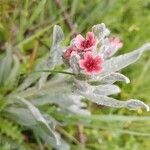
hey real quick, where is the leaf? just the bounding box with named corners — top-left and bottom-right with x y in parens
top-left (17, 97), bottom-right (60, 145)
top-left (16, 58), bottom-right (45, 91)
top-left (69, 55), bottom-right (80, 74)
top-left (31, 91), bottom-right (90, 115)
top-left (89, 73), bottom-right (130, 84)
top-left (6, 107), bottom-right (37, 126)
top-left (99, 38), bottom-right (121, 59)
top-left (0, 44), bottom-right (13, 85)
top-left (4, 55), bottom-right (20, 87)
top-left (52, 25), bottom-right (64, 47)
top-left (94, 84), bottom-right (121, 95)
top-left (6, 107), bottom-right (63, 149)
top-left (34, 127), bottom-right (70, 150)
top-left (126, 99), bottom-right (150, 111)
top-left (92, 23), bottom-right (110, 40)
top-left (76, 80), bottom-right (120, 96)
top-left (47, 25), bottom-right (64, 67)
top-left (78, 91), bottom-right (149, 111)
top-left (100, 73), bottom-right (130, 84)
top-left (38, 25), bottom-right (64, 88)
top-left (100, 43), bottom-right (150, 76)
top-left (68, 105), bottom-right (91, 116)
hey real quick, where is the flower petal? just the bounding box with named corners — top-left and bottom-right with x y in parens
top-left (74, 34), bottom-right (85, 49)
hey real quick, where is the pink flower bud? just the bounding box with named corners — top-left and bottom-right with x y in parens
top-left (63, 46), bottom-right (77, 60)
top-left (74, 32), bottom-right (97, 51)
top-left (109, 37), bottom-right (123, 49)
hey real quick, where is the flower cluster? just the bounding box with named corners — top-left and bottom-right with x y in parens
top-left (63, 29), bottom-right (123, 75)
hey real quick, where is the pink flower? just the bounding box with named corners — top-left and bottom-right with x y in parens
top-left (74, 32), bottom-right (97, 51)
top-left (79, 52), bottom-right (104, 75)
top-left (63, 46), bottom-right (77, 60)
top-left (109, 37), bottom-right (123, 49)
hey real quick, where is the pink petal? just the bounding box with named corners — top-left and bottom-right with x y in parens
top-left (86, 32), bottom-right (95, 41)
top-left (110, 37), bottom-right (123, 49)
top-left (84, 45), bottom-right (95, 51)
top-left (84, 52), bottom-right (93, 60)
top-left (93, 66), bottom-right (103, 74)
top-left (79, 59), bottom-right (86, 69)
top-left (74, 34), bottom-right (85, 49)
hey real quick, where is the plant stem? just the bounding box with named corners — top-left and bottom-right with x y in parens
top-left (34, 70), bottom-right (75, 76)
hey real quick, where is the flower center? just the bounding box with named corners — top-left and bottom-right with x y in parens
top-left (81, 40), bottom-right (92, 48)
top-left (85, 59), bottom-right (96, 70)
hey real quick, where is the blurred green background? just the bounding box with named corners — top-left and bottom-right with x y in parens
top-left (0, 0), bottom-right (150, 149)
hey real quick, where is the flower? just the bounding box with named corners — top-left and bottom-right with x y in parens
top-left (63, 46), bottom-right (77, 60)
top-left (109, 37), bottom-right (123, 49)
top-left (74, 32), bottom-right (97, 51)
top-left (79, 52), bottom-right (103, 75)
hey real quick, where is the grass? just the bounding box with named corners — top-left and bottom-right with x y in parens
top-left (0, 0), bottom-right (150, 149)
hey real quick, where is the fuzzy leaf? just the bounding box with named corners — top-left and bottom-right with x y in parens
top-left (4, 55), bottom-right (20, 87)
top-left (90, 73), bottom-right (130, 84)
top-left (92, 23), bottom-right (110, 40)
top-left (100, 43), bottom-right (150, 76)
top-left (17, 97), bottom-right (60, 145)
top-left (6, 107), bottom-right (37, 126)
top-left (94, 84), bottom-right (121, 95)
top-left (79, 91), bottom-right (150, 111)
top-left (100, 73), bottom-right (130, 84)
top-left (69, 55), bottom-right (80, 74)
top-left (34, 127), bottom-right (70, 150)
top-left (48, 25), bottom-right (64, 67)
top-left (38, 25), bottom-right (64, 88)
top-left (0, 44), bottom-right (13, 85)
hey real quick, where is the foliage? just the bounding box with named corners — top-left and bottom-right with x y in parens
top-left (0, 0), bottom-right (150, 150)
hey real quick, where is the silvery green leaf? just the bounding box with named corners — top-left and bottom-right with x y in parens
top-left (38, 25), bottom-right (64, 88)
top-left (0, 44), bottom-right (13, 85)
top-left (4, 55), bottom-right (20, 86)
top-left (34, 127), bottom-right (70, 150)
top-left (43, 113), bottom-right (60, 129)
top-left (125, 99), bottom-right (150, 111)
top-left (99, 38), bottom-right (120, 59)
top-left (52, 25), bottom-right (64, 46)
top-left (17, 25), bottom-right (64, 91)
top-left (79, 91), bottom-right (149, 111)
top-left (47, 25), bottom-right (64, 68)
top-left (100, 73), bottom-right (130, 84)
top-left (15, 58), bottom-right (45, 92)
top-left (92, 23), bottom-right (110, 40)
top-left (5, 107), bottom-right (37, 126)
top-left (100, 43), bottom-right (150, 76)
top-left (70, 95), bottom-right (86, 107)
top-left (94, 84), bottom-right (121, 95)
top-left (38, 72), bottom-right (49, 89)
top-left (90, 73), bottom-right (130, 84)
top-left (76, 79), bottom-right (120, 96)
top-left (69, 55), bottom-right (80, 74)
top-left (17, 53), bottom-right (53, 91)
top-left (75, 80), bottom-right (94, 93)
top-left (14, 73), bottom-right (40, 92)
top-left (17, 97), bottom-right (60, 145)
top-left (32, 93), bottom-right (89, 115)
top-left (18, 76), bottom-right (88, 115)
top-left (39, 83), bottom-right (89, 115)
top-left (68, 105), bottom-right (91, 116)
top-left (16, 77), bottom-right (72, 98)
